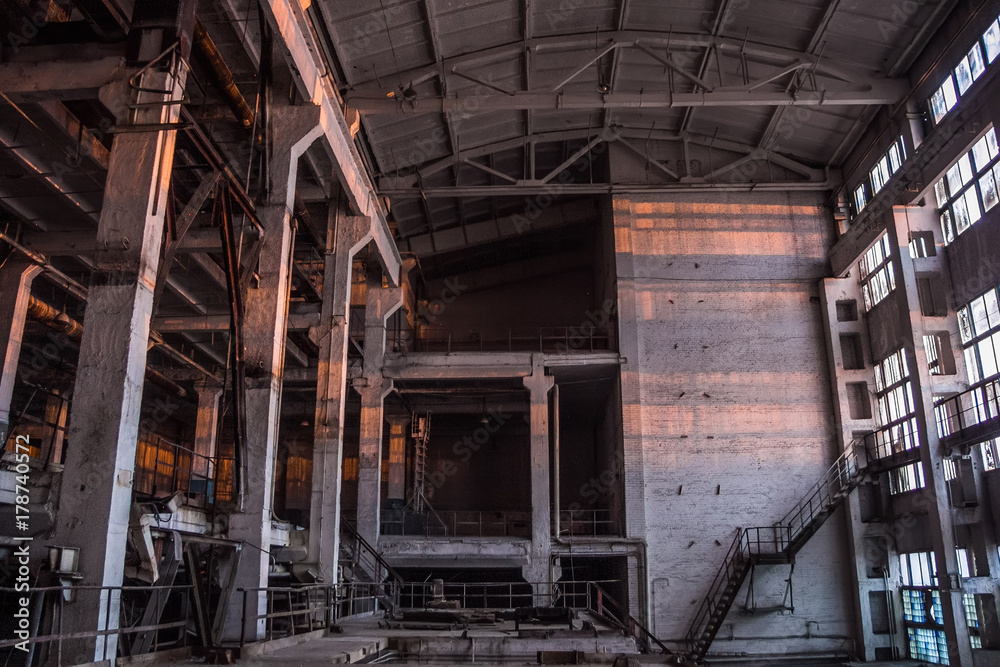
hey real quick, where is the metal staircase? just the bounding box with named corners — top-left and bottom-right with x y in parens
top-left (339, 520), bottom-right (402, 613)
top-left (686, 436), bottom-right (874, 660)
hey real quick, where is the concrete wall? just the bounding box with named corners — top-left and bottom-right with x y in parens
top-left (613, 192), bottom-right (857, 653)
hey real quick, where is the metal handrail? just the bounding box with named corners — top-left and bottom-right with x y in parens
top-left (238, 582), bottom-right (388, 647)
top-left (133, 431), bottom-right (235, 507)
top-left (392, 325), bottom-right (613, 353)
top-left (381, 509), bottom-right (531, 537)
top-left (556, 508), bottom-right (620, 537)
top-left (0, 584), bottom-right (193, 660)
top-left (587, 581), bottom-right (673, 654)
top-left (341, 521), bottom-right (403, 610)
top-left (935, 377), bottom-right (1000, 442)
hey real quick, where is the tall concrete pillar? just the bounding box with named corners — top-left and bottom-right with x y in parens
top-left (0, 255), bottom-right (42, 446)
top-left (522, 356), bottom-right (554, 589)
top-left (355, 277), bottom-right (403, 548)
top-left (893, 210), bottom-right (974, 666)
top-left (192, 381), bottom-right (222, 484)
top-left (308, 207), bottom-right (372, 583)
top-left (51, 63), bottom-right (187, 663)
top-left (222, 105), bottom-right (323, 642)
top-left (386, 415), bottom-right (409, 503)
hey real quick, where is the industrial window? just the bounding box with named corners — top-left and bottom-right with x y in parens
top-left (938, 127), bottom-right (1000, 243)
top-left (981, 437), bottom-right (1000, 470)
top-left (859, 232), bottom-right (896, 311)
top-left (870, 349), bottom-right (921, 462)
top-left (855, 184), bottom-right (868, 212)
top-left (957, 283), bottom-right (1000, 384)
top-left (964, 593), bottom-right (983, 648)
top-left (890, 462), bottom-right (926, 494)
top-left (924, 333), bottom-right (956, 375)
top-left (929, 13), bottom-right (1000, 125)
top-left (853, 137), bottom-right (906, 216)
top-left (901, 551), bottom-right (949, 664)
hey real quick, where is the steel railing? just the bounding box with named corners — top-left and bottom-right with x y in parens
top-left (133, 431), bottom-right (234, 507)
top-left (238, 582), bottom-right (386, 647)
top-left (340, 521), bottom-right (402, 611)
top-left (381, 509), bottom-right (531, 538)
top-left (863, 416), bottom-right (921, 462)
top-left (0, 584), bottom-right (193, 664)
top-left (390, 326), bottom-right (613, 354)
top-left (935, 378), bottom-right (1000, 445)
top-left (397, 579), bottom-right (609, 611)
top-left (556, 508), bottom-right (620, 537)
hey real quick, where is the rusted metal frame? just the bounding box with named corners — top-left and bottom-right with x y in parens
top-left (217, 182), bottom-right (248, 507)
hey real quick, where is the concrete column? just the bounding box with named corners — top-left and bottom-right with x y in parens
top-left (386, 415), bottom-right (409, 503)
top-left (308, 207), bottom-right (372, 583)
top-left (191, 381), bottom-right (222, 484)
top-left (222, 105), bottom-right (324, 642)
top-left (892, 212), bottom-right (973, 666)
top-left (51, 64), bottom-right (187, 664)
top-left (522, 356), bottom-right (554, 589)
top-left (355, 278), bottom-right (403, 548)
top-left (0, 255), bottom-right (42, 446)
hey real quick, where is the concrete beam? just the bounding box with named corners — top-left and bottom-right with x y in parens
top-left (261, 0), bottom-right (402, 285)
top-left (0, 256), bottom-right (43, 445)
top-left (0, 55), bottom-right (127, 102)
top-left (383, 352), bottom-right (536, 379)
top-left (152, 311), bottom-right (320, 332)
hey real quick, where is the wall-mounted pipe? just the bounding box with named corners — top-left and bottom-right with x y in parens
top-left (26, 296), bottom-right (188, 398)
top-left (193, 18), bottom-right (255, 130)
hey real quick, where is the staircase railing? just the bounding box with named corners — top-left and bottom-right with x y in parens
top-left (586, 581), bottom-right (673, 655)
top-left (687, 436), bottom-right (869, 659)
top-left (340, 521), bottom-right (402, 611)
top-left (776, 436), bottom-right (866, 549)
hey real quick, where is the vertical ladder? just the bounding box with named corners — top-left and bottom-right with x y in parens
top-left (410, 411), bottom-right (430, 513)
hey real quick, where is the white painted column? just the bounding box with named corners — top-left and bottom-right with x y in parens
top-left (51, 64), bottom-right (187, 664)
top-left (308, 208), bottom-right (371, 583)
top-left (522, 356), bottom-right (554, 590)
top-left (355, 278), bottom-right (403, 548)
top-left (0, 255), bottom-right (42, 446)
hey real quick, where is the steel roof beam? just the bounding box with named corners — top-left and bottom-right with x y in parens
top-left (349, 85), bottom-right (909, 115)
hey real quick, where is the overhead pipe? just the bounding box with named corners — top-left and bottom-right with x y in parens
top-left (2, 233), bottom-right (216, 388)
top-left (26, 296), bottom-right (188, 398)
top-left (192, 18), bottom-right (256, 130)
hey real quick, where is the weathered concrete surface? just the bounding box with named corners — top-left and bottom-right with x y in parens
top-left (356, 279), bottom-right (403, 546)
top-left (0, 255), bottom-right (41, 445)
top-left (614, 192), bottom-right (855, 654)
top-left (51, 66), bottom-right (186, 664)
top-left (379, 536), bottom-right (531, 568)
top-left (309, 209), bottom-right (372, 583)
top-left (522, 356), bottom-right (554, 584)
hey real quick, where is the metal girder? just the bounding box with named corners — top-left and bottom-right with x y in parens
top-left (344, 30), bottom-right (897, 98)
top-left (349, 85), bottom-right (908, 114)
top-left (381, 179), bottom-right (837, 198)
top-left (380, 126), bottom-right (828, 191)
